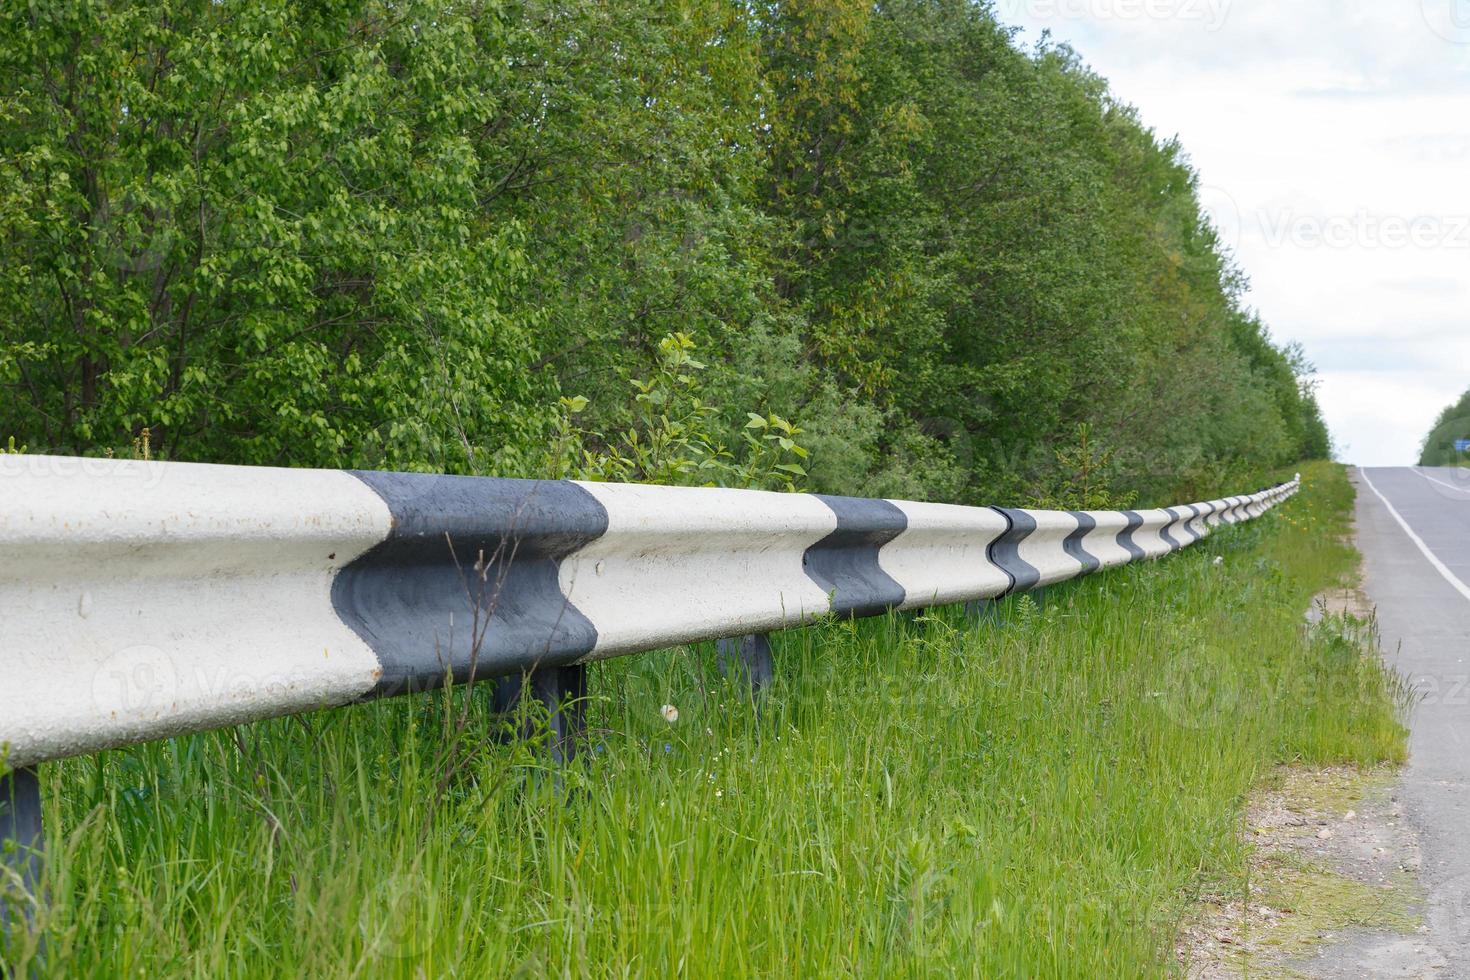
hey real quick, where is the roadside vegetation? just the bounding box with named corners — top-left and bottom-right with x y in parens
top-left (1, 462), bottom-right (1405, 976)
top-left (0, 2), bottom-right (1374, 974)
top-left (1419, 385), bottom-right (1470, 467)
top-left (1, 0), bottom-right (1328, 506)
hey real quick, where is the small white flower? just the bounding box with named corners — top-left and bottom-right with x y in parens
top-left (1213, 556), bottom-right (1224, 567)
top-left (715, 790), bottom-right (724, 799)
top-left (661, 704), bottom-right (679, 723)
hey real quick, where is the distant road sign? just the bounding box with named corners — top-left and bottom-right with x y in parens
top-left (1456, 439), bottom-right (1470, 453)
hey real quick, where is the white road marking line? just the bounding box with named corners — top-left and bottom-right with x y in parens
top-left (1360, 468), bottom-right (1470, 605)
top-left (1416, 468), bottom-right (1470, 495)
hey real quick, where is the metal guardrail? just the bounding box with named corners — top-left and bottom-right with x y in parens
top-left (0, 453), bottom-right (1298, 926)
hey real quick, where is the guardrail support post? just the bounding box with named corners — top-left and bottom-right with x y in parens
top-left (491, 666), bottom-right (588, 765)
top-left (964, 599), bottom-right (995, 620)
top-left (0, 766), bottom-right (42, 941)
top-left (716, 634), bottom-right (774, 699)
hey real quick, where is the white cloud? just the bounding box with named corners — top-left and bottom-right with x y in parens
top-left (1317, 370), bottom-right (1465, 465)
top-left (999, 0), bottom-right (1470, 466)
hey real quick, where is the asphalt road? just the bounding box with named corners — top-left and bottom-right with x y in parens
top-left (1356, 465), bottom-right (1470, 973)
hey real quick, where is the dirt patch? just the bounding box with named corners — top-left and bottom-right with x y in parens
top-left (1179, 579), bottom-right (1431, 977)
top-left (1306, 588), bottom-right (1376, 623)
top-left (1179, 766), bottom-right (1429, 978)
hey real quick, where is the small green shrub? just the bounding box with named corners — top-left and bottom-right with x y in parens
top-left (547, 333), bottom-right (809, 491)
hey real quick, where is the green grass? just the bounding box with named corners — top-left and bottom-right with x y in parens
top-left (2, 462), bottom-right (1406, 977)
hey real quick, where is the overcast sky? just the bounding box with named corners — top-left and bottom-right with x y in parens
top-left (996, 0), bottom-right (1470, 466)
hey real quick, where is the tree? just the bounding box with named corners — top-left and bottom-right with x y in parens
top-left (1420, 388), bottom-right (1470, 466)
top-left (0, 0), bottom-right (1331, 505)
top-left (0, 0), bottom-right (551, 473)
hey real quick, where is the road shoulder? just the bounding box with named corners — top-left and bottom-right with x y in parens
top-left (1180, 582), bottom-right (1428, 978)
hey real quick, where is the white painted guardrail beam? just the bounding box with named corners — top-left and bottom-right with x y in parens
top-left (0, 455), bottom-right (1299, 770)
top-left (0, 455), bottom-right (1298, 931)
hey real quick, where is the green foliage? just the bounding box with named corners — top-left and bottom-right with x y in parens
top-left (549, 334), bottom-right (808, 490)
top-left (752, 3), bottom-right (1331, 503)
top-left (1035, 424), bottom-right (1138, 511)
top-left (0, 0), bottom-right (1328, 504)
top-left (1419, 386), bottom-right (1470, 466)
top-left (0, 0), bottom-right (552, 475)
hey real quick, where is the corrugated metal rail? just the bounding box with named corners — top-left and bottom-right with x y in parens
top-left (0, 453), bottom-right (1298, 923)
